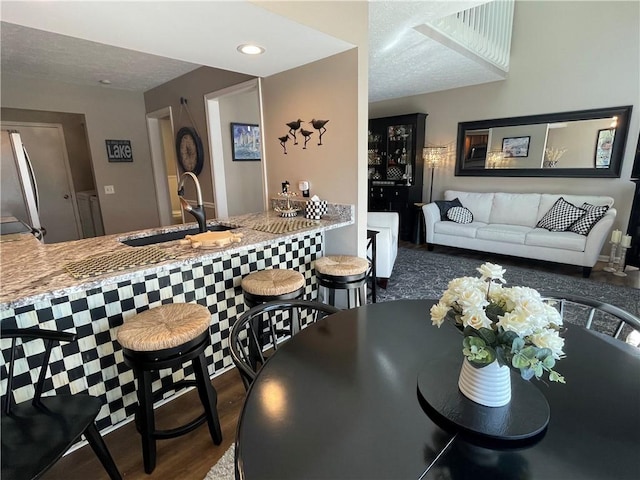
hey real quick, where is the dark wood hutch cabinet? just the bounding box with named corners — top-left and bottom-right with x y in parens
top-left (626, 133), bottom-right (640, 267)
top-left (368, 113), bottom-right (427, 241)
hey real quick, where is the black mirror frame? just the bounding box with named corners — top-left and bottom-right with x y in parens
top-left (455, 106), bottom-right (633, 178)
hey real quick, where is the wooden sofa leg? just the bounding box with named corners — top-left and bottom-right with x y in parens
top-left (427, 244), bottom-right (434, 252)
top-left (377, 278), bottom-right (389, 289)
top-left (582, 267), bottom-right (592, 278)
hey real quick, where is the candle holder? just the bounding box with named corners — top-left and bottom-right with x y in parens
top-left (603, 241), bottom-right (618, 272)
top-left (613, 245), bottom-right (628, 277)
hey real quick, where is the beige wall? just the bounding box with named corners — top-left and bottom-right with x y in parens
top-left (144, 66), bottom-right (255, 220)
top-left (370, 0), bottom-right (639, 236)
top-left (261, 49), bottom-right (360, 254)
top-left (1, 108), bottom-right (95, 193)
top-left (258, 1), bottom-right (368, 255)
top-left (219, 91), bottom-right (263, 216)
top-left (1, 74), bottom-right (160, 234)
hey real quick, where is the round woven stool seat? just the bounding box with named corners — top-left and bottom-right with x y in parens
top-left (241, 269), bottom-right (305, 297)
top-left (315, 255), bottom-right (369, 277)
top-left (117, 303), bottom-right (211, 352)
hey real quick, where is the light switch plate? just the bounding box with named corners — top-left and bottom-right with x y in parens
top-left (104, 185), bottom-right (115, 194)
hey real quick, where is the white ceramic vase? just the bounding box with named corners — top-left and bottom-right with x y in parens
top-left (458, 359), bottom-right (512, 407)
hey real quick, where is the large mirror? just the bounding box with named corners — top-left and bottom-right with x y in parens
top-left (456, 106), bottom-right (632, 177)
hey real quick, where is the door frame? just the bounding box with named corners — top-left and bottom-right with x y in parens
top-left (146, 106), bottom-right (179, 227)
top-left (0, 121), bottom-right (82, 241)
top-left (203, 78), bottom-right (266, 218)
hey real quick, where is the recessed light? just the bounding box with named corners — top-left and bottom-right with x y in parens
top-left (237, 44), bottom-right (265, 55)
top-left (99, 79), bottom-right (111, 85)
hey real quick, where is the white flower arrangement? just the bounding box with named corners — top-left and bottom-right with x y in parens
top-left (430, 263), bottom-right (566, 383)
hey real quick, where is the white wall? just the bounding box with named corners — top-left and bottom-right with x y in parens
top-left (1, 74), bottom-right (160, 235)
top-left (219, 91), bottom-right (263, 216)
top-left (370, 0), bottom-right (640, 236)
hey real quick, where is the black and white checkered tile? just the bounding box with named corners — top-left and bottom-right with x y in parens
top-left (1, 233), bottom-right (323, 431)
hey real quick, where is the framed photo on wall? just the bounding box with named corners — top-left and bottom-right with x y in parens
top-left (231, 123), bottom-right (261, 161)
top-left (594, 128), bottom-right (615, 168)
top-left (502, 136), bottom-right (530, 158)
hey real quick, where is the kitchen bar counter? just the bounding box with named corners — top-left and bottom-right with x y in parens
top-left (0, 205), bottom-right (352, 432)
top-left (0, 206), bottom-right (352, 308)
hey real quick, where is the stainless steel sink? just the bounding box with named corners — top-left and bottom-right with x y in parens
top-left (120, 225), bottom-right (237, 247)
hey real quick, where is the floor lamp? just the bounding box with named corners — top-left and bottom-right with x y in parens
top-left (423, 147), bottom-right (446, 203)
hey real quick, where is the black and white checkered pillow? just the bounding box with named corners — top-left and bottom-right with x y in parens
top-left (568, 203), bottom-right (609, 235)
top-left (446, 206), bottom-right (473, 224)
top-left (536, 197), bottom-right (586, 231)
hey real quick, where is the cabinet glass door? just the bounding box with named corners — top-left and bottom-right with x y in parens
top-left (386, 124), bottom-right (413, 184)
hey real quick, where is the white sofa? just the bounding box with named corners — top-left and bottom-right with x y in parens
top-left (367, 212), bottom-right (399, 284)
top-left (422, 190), bottom-right (616, 277)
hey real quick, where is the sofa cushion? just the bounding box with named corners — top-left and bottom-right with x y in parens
top-left (435, 198), bottom-right (462, 220)
top-left (536, 197), bottom-right (586, 231)
top-left (445, 191), bottom-right (494, 224)
top-left (526, 228), bottom-right (587, 252)
top-left (447, 206), bottom-right (473, 224)
top-left (476, 224), bottom-right (531, 245)
top-left (568, 203), bottom-right (610, 235)
top-left (434, 221), bottom-right (485, 238)
top-left (490, 193), bottom-right (541, 227)
top-left (537, 194), bottom-right (614, 223)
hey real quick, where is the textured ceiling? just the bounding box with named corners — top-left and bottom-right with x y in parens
top-left (1, 1), bottom-right (504, 101)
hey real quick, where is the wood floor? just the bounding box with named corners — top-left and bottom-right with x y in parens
top-left (42, 368), bottom-right (246, 480)
top-left (42, 241), bottom-right (638, 479)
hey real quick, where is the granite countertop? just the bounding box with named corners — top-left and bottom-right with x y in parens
top-left (0, 207), bottom-right (353, 309)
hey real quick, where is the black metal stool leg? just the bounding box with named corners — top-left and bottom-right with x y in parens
top-left (136, 369), bottom-right (157, 474)
top-left (192, 353), bottom-right (223, 445)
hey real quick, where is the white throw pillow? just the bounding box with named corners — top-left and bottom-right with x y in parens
top-left (447, 206), bottom-right (474, 224)
top-left (536, 197), bottom-right (586, 232)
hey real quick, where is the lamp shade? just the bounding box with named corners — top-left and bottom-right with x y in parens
top-left (423, 147), bottom-right (446, 168)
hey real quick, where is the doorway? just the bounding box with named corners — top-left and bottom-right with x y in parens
top-left (147, 107), bottom-right (183, 226)
top-left (1, 122), bottom-right (82, 243)
top-left (204, 79), bottom-right (265, 218)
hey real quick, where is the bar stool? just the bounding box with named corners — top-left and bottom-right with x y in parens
top-left (241, 269), bottom-right (306, 308)
top-left (117, 303), bottom-right (222, 474)
top-left (241, 269), bottom-right (306, 361)
top-left (315, 255), bottom-right (369, 308)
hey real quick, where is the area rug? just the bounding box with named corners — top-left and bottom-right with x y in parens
top-left (377, 246), bottom-right (639, 335)
top-left (204, 445), bottom-right (234, 480)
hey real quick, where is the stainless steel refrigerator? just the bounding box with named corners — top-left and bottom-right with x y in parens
top-left (1, 129), bottom-right (45, 239)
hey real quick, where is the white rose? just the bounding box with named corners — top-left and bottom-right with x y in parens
top-left (430, 302), bottom-right (450, 327)
top-left (497, 310), bottom-right (535, 337)
top-left (461, 308), bottom-right (493, 330)
top-left (530, 328), bottom-right (565, 359)
top-left (457, 289), bottom-right (488, 310)
top-left (477, 263), bottom-right (506, 283)
top-left (543, 303), bottom-right (563, 326)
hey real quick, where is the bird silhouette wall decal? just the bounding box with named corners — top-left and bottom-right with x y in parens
top-left (309, 119), bottom-right (329, 145)
top-left (286, 119), bottom-right (303, 145)
top-left (278, 135), bottom-right (289, 154)
top-left (300, 129), bottom-right (313, 149)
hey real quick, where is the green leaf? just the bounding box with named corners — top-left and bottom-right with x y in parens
top-left (520, 368), bottom-right (535, 380)
top-left (535, 348), bottom-right (553, 360)
top-left (549, 371), bottom-right (566, 383)
top-left (520, 346), bottom-right (538, 359)
top-left (512, 351), bottom-right (530, 369)
top-left (485, 303), bottom-right (505, 322)
top-left (511, 337), bottom-right (525, 352)
top-left (498, 330), bottom-right (519, 346)
top-left (542, 356), bottom-right (556, 369)
top-left (477, 327), bottom-right (496, 345)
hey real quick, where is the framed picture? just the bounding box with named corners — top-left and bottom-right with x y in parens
top-left (231, 123), bottom-right (261, 161)
top-left (502, 136), bottom-right (530, 158)
top-left (594, 128), bottom-right (615, 168)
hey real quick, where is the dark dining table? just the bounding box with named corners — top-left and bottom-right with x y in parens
top-left (235, 300), bottom-right (640, 480)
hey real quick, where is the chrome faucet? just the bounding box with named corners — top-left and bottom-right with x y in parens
top-left (178, 172), bottom-right (207, 233)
